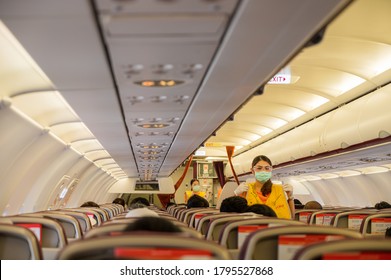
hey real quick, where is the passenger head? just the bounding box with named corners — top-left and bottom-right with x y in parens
top-left (385, 227), bottom-right (391, 238)
top-left (80, 201), bottom-right (100, 208)
top-left (166, 202), bottom-right (177, 209)
top-left (303, 200), bottom-right (323, 210)
top-left (125, 207), bottom-right (159, 218)
top-left (190, 179), bottom-right (200, 192)
top-left (374, 201), bottom-right (391, 210)
top-left (294, 198), bottom-right (304, 209)
top-left (220, 196), bottom-right (248, 213)
top-left (187, 194), bottom-right (209, 208)
top-left (124, 216), bottom-right (182, 233)
top-left (246, 204), bottom-right (277, 217)
top-left (130, 197), bottom-right (150, 207)
top-left (112, 198), bottom-right (126, 207)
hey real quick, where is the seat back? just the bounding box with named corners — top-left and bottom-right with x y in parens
top-left (40, 212), bottom-right (83, 241)
top-left (332, 209), bottom-right (379, 230)
top-left (158, 214), bottom-right (182, 222)
top-left (99, 205), bottom-right (117, 219)
top-left (218, 217), bottom-right (305, 259)
top-left (205, 213), bottom-right (260, 241)
top-left (70, 208), bottom-right (103, 226)
top-left (360, 213), bottom-right (391, 238)
top-left (188, 209), bottom-right (220, 228)
top-left (219, 217), bottom-right (305, 249)
top-left (196, 212), bottom-right (251, 236)
top-left (169, 205), bottom-right (186, 216)
top-left (55, 210), bottom-right (92, 233)
top-left (174, 207), bottom-right (188, 220)
top-left (239, 225), bottom-right (363, 260)
top-left (181, 208), bottom-right (218, 226)
top-left (294, 209), bottom-right (319, 224)
top-left (0, 224), bottom-right (43, 259)
top-left (58, 233), bottom-right (232, 260)
top-left (308, 210), bottom-right (343, 225)
top-left (177, 208), bottom-right (198, 222)
top-left (294, 239), bottom-right (391, 260)
top-left (84, 222), bottom-right (202, 239)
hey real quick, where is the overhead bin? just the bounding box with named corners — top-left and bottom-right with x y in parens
top-left (358, 86), bottom-right (391, 140)
top-left (228, 86), bottom-right (391, 177)
top-left (322, 101), bottom-right (363, 151)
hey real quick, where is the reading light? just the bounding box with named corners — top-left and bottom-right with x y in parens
top-left (134, 80), bottom-right (184, 87)
top-left (138, 123), bottom-right (169, 128)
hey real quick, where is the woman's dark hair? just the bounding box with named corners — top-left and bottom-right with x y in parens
top-left (220, 196), bottom-right (248, 213)
top-left (252, 155), bottom-right (273, 196)
top-left (294, 198), bottom-right (304, 209)
top-left (190, 178), bottom-right (199, 186)
top-left (374, 201), bottom-right (391, 210)
top-left (246, 204), bottom-right (277, 217)
top-left (130, 197), bottom-right (150, 206)
top-left (80, 201), bottom-right (100, 208)
top-left (385, 227), bottom-right (391, 238)
top-left (303, 200), bottom-right (323, 210)
top-left (112, 198), bottom-right (125, 207)
top-left (124, 216), bottom-right (182, 233)
top-left (187, 194), bottom-right (209, 208)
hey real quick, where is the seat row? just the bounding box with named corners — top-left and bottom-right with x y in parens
top-left (0, 203), bottom-right (125, 259)
top-left (57, 205), bottom-right (391, 260)
top-left (1, 204), bottom-right (391, 260)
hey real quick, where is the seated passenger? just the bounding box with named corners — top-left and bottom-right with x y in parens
top-left (385, 227), bottom-right (391, 238)
top-left (187, 194), bottom-right (209, 208)
top-left (112, 197), bottom-right (126, 207)
top-left (220, 196), bottom-right (248, 213)
top-left (80, 201), bottom-right (100, 208)
top-left (124, 216), bottom-right (182, 233)
top-left (294, 198), bottom-right (304, 209)
top-left (130, 197), bottom-right (150, 207)
top-left (303, 200), bottom-right (323, 210)
top-left (245, 204), bottom-right (277, 217)
top-left (165, 202), bottom-right (177, 210)
top-left (125, 207), bottom-right (159, 218)
top-left (80, 201), bottom-right (100, 226)
top-left (374, 201), bottom-right (391, 210)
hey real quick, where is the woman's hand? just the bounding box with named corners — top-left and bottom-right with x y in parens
top-left (234, 182), bottom-right (249, 196)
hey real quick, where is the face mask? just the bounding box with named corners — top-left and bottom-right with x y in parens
top-left (192, 185), bottom-right (200, 192)
top-left (255, 171), bottom-right (272, 183)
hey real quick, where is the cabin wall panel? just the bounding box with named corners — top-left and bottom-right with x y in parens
top-left (96, 183), bottom-right (118, 204)
top-left (88, 176), bottom-right (116, 202)
top-left (41, 155), bottom-right (95, 210)
top-left (300, 181), bottom-right (327, 205)
top-left (362, 172), bottom-right (391, 204)
top-left (65, 165), bottom-right (101, 207)
top-left (0, 106), bottom-right (117, 214)
top-left (294, 172), bottom-right (391, 208)
top-left (68, 168), bottom-right (115, 206)
top-left (2, 131), bottom-right (72, 215)
top-left (0, 107), bottom-right (44, 215)
top-left (21, 144), bottom-right (82, 213)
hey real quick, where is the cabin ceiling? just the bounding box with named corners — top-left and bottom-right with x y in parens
top-left (7, 0), bottom-right (388, 182)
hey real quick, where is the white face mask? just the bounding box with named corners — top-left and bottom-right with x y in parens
top-left (192, 185), bottom-right (201, 192)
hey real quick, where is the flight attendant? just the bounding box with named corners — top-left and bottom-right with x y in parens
top-left (234, 155), bottom-right (292, 219)
top-left (184, 179), bottom-right (206, 203)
